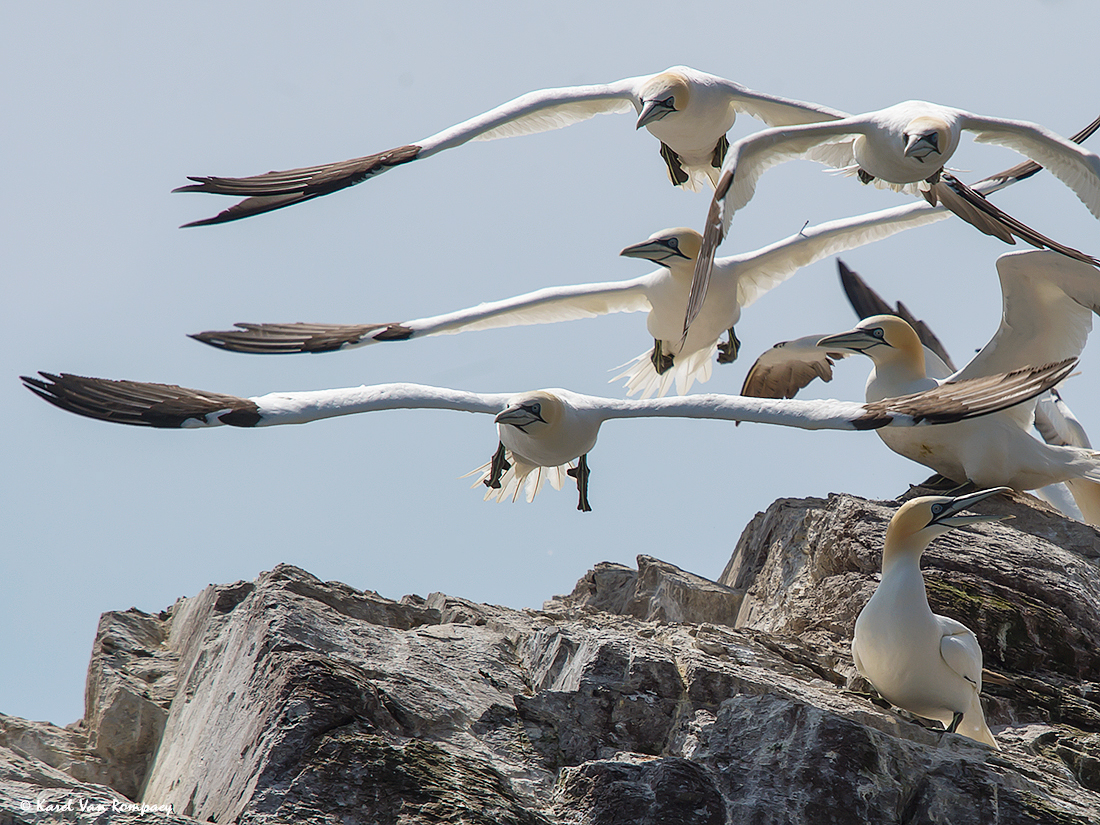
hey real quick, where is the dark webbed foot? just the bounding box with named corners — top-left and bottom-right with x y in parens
top-left (659, 142), bottom-right (689, 186)
top-left (484, 442), bottom-right (511, 489)
top-left (945, 711), bottom-right (965, 734)
top-left (711, 134), bottom-right (730, 169)
top-left (716, 327), bottom-right (741, 364)
top-left (566, 454), bottom-right (592, 512)
top-left (857, 168), bottom-right (875, 185)
top-left (650, 339), bottom-right (675, 374)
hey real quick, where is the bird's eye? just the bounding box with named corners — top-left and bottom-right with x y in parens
top-left (871, 328), bottom-right (885, 339)
top-left (931, 503), bottom-right (944, 515)
top-left (529, 403), bottom-right (541, 416)
top-left (666, 237), bottom-right (679, 249)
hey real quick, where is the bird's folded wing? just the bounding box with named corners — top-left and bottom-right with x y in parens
top-left (22, 373), bottom-right (510, 428)
top-left (961, 113), bottom-right (1100, 219)
top-left (939, 619), bottom-right (984, 692)
top-left (191, 277), bottom-right (654, 354)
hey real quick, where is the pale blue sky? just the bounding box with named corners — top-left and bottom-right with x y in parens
top-left (4, 2), bottom-right (1099, 725)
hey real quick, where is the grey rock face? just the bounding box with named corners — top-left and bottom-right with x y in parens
top-left (2, 490), bottom-right (1098, 824)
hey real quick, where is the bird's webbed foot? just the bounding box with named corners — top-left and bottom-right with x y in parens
top-left (711, 134), bottom-right (730, 169)
top-left (484, 442), bottom-right (511, 489)
top-left (566, 454), bottom-right (592, 512)
top-left (945, 711), bottom-right (965, 734)
top-left (857, 168), bottom-right (875, 185)
top-left (716, 327), bottom-right (741, 364)
top-left (659, 142), bottom-right (689, 187)
top-left (650, 339), bottom-right (675, 374)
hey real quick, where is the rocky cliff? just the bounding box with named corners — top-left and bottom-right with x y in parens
top-left (2, 488), bottom-right (1099, 825)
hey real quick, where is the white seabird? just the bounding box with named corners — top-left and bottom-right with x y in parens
top-left (174, 66), bottom-right (846, 226)
top-left (682, 103), bottom-right (1100, 335)
top-left (21, 364), bottom-right (1072, 512)
top-left (853, 488), bottom-right (1009, 749)
top-left (836, 260), bottom-right (1094, 524)
top-left (799, 251), bottom-right (1100, 522)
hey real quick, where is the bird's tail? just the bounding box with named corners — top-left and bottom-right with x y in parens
top-left (610, 346), bottom-right (714, 399)
top-left (1064, 477), bottom-right (1100, 527)
top-left (958, 693), bottom-right (999, 750)
top-left (463, 453), bottom-right (572, 504)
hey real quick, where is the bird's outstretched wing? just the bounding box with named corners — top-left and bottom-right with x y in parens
top-left (175, 78), bottom-right (641, 225)
top-left (24, 359), bottom-right (1072, 433)
top-left (191, 277), bottom-right (653, 354)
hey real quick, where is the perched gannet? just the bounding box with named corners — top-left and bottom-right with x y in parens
top-left (174, 66), bottom-right (846, 226)
top-left (682, 104), bottom-right (1100, 334)
top-left (21, 364), bottom-right (1071, 512)
top-left (805, 252), bottom-right (1100, 519)
top-left (189, 146), bottom-right (1064, 399)
top-left (853, 488), bottom-right (1008, 749)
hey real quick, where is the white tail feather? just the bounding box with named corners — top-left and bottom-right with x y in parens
top-left (610, 345), bottom-right (718, 399)
top-left (463, 451), bottom-right (575, 504)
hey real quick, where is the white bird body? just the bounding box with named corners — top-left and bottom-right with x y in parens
top-left (812, 251), bottom-right (1100, 506)
top-left (176, 66), bottom-right (847, 224)
top-left (22, 365), bottom-right (1073, 512)
top-left (853, 490), bottom-right (1006, 748)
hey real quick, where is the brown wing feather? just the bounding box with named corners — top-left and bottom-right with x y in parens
top-left (176, 145), bottom-right (421, 226)
top-left (190, 322), bottom-right (413, 354)
top-left (22, 372), bottom-right (261, 428)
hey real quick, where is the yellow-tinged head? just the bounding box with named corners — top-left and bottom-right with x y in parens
top-left (903, 116), bottom-right (950, 162)
top-left (816, 315), bottom-right (925, 371)
top-left (885, 488), bottom-right (1011, 556)
top-left (636, 71), bottom-right (690, 129)
top-left (619, 227), bottom-right (701, 267)
top-left (494, 391), bottom-right (563, 435)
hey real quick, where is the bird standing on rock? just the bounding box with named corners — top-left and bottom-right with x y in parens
top-left (853, 488), bottom-right (1009, 749)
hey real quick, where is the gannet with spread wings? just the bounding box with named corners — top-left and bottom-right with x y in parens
top-left (744, 251), bottom-right (1100, 521)
top-left (683, 107), bottom-right (1100, 335)
top-left (853, 488), bottom-right (1008, 749)
top-left (175, 66), bottom-right (846, 226)
top-left (21, 363), bottom-right (1072, 512)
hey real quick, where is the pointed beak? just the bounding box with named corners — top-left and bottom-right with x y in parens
top-left (904, 132), bottom-right (940, 160)
top-left (815, 328), bottom-right (885, 353)
top-left (636, 98), bottom-right (674, 129)
top-left (931, 487), bottom-right (1012, 528)
top-left (495, 404), bottom-right (544, 429)
top-left (620, 238), bottom-right (688, 263)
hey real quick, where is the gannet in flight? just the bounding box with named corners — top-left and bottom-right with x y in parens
top-left (21, 363), bottom-right (1071, 512)
top-left (837, 260), bottom-right (1096, 523)
top-left (682, 105), bottom-right (1100, 335)
top-left (188, 146), bottom-right (1067, 400)
top-left (174, 66), bottom-right (847, 226)
top-left (767, 251), bottom-right (1100, 520)
top-left (853, 488), bottom-right (1008, 749)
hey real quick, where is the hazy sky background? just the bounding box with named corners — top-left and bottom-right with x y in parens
top-left (4, 2), bottom-right (1099, 726)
